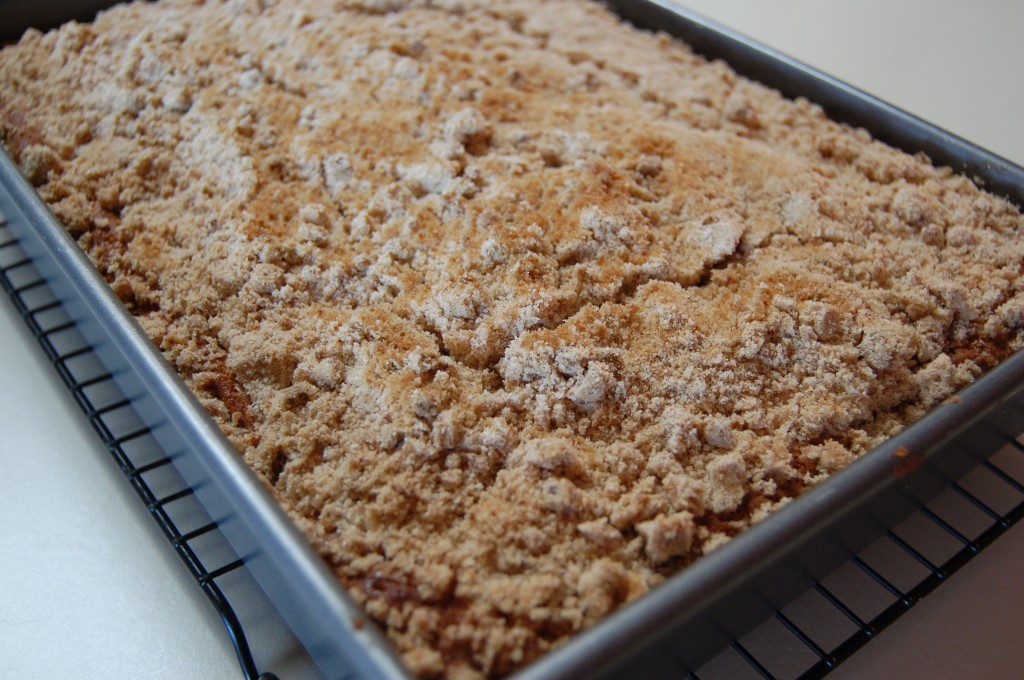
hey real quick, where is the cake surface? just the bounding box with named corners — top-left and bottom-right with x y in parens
top-left (3, 1), bottom-right (1024, 677)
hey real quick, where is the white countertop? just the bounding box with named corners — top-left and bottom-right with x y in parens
top-left (2, 2), bottom-right (1023, 679)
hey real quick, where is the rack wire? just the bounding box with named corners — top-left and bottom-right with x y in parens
top-left (2, 208), bottom-right (1023, 680)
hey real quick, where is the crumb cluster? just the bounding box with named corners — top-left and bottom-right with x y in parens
top-left (3, 1), bottom-right (1023, 677)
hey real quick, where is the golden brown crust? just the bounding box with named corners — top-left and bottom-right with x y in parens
top-left (3, 1), bottom-right (1024, 677)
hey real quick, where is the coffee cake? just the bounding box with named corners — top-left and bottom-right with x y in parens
top-left (3, 1), bottom-right (1023, 677)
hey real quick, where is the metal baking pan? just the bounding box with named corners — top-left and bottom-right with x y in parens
top-left (2, 1), bottom-right (1023, 679)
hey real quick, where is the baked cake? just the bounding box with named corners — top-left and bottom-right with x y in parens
top-left (2, 1), bottom-right (1023, 677)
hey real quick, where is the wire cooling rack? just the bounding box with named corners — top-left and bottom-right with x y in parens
top-left (2, 208), bottom-right (1023, 680)
top-left (687, 446), bottom-right (1024, 680)
top-left (0, 214), bottom-right (279, 680)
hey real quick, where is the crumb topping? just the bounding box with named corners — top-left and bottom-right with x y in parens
top-left (3, 1), bottom-right (1023, 677)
